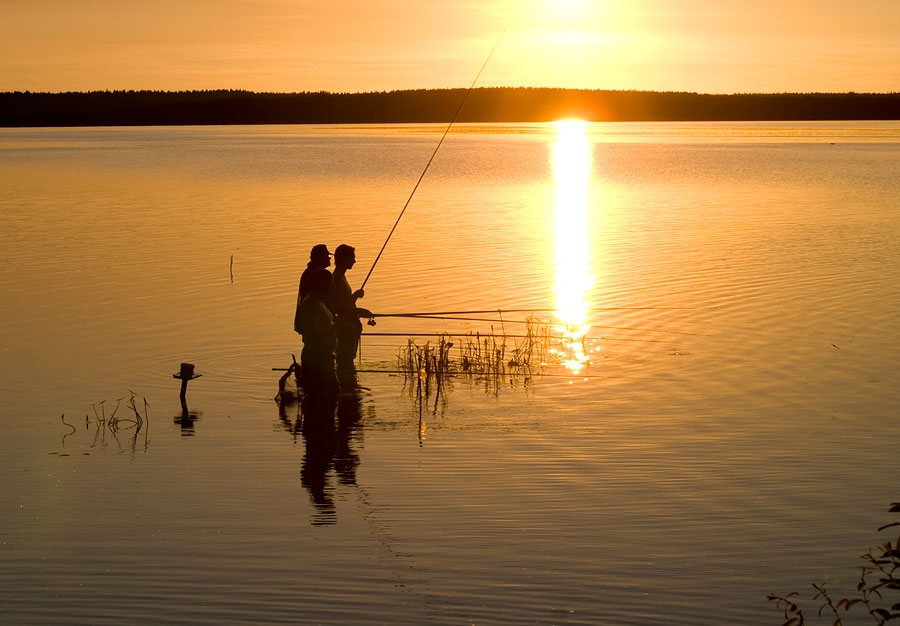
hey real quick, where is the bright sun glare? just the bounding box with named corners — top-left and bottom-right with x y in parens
top-left (550, 119), bottom-right (593, 373)
top-left (554, 0), bottom-right (586, 10)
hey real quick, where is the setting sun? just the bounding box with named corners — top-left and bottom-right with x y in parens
top-left (554, 0), bottom-right (587, 11)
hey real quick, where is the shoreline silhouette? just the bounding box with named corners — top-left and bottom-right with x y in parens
top-left (2, 87), bottom-right (899, 127)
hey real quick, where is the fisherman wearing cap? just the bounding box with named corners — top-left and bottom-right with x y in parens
top-left (297, 267), bottom-right (337, 390)
top-left (294, 244), bottom-right (332, 335)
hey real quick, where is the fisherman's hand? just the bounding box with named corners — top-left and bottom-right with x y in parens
top-left (357, 307), bottom-right (373, 318)
top-left (352, 289), bottom-right (365, 299)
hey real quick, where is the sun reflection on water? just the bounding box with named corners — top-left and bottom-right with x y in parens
top-left (550, 119), bottom-right (594, 373)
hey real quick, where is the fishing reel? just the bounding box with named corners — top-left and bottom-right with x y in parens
top-left (366, 316), bottom-right (376, 327)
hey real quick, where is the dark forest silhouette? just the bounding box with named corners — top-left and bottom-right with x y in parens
top-left (1, 88), bottom-right (899, 127)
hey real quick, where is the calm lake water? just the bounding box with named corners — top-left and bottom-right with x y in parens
top-left (1, 121), bottom-right (899, 625)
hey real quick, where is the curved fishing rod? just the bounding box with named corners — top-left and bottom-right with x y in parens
top-left (360, 32), bottom-right (506, 291)
top-left (372, 308), bottom-right (556, 318)
top-left (370, 306), bottom-right (718, 317)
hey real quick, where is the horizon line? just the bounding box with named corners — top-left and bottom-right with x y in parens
top-left (3, 87), bottom-right (900, 97)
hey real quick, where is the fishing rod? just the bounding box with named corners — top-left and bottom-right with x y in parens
top-left (371, 314), bottom-right (532, 324)
top-left (353, 368), bottom-right (674, 381)
top-left (372, 308), bottom-right (556, 317)
top-left (355, 332), bottom-right (683, 344)
top-left (370, 306), bottom-right (719, 317)
top-left (360, 32), bottom-right (506, 291)
top-left (365, 318), bottom-right (697, 335)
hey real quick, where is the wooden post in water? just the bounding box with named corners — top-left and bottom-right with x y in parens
top-left (173, 362), bottom-right (201, 409)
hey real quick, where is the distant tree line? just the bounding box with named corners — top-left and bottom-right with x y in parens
top-left (1, 88), bottom-right (899, 127)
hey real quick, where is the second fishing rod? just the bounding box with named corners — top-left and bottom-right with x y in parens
top-left (359, 32), bottom-right (505, 291)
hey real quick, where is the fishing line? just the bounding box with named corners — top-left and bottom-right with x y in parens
top-left (360, 31), bottom-right (506, 291)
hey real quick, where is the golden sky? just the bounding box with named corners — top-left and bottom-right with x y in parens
top-left (2, 0), bottom-right (899, 93)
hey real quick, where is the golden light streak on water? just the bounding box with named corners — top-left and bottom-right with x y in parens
top-left (550, 120), bottom-right (594, 373)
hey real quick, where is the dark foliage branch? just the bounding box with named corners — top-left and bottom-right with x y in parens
top-left (768, 502), bottom-right (900, 626)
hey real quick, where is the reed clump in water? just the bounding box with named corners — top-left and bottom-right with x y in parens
top-left (506, 314), bottom-right (552, 373)
top-left (398, 335), bottom-right (454, 402)
top-left (58, 390), bottom-right (151, 452)
top-left (397, 316), bottom-right (553, 393)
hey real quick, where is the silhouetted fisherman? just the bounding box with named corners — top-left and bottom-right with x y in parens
top-left (294, 244), bottom-right (332, 335)
top-left (331, 244), bottom-right (373, 371)
top-left (297, 267), bottom-right (337, 391)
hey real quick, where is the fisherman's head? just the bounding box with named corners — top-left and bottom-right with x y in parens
top-left (334, 244), bottom-right (356, 270)
top-left (307, 268), bottom-right (333, 297)
top-left (309, 244), bottom-right (332, 268)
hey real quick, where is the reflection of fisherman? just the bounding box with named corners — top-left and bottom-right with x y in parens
top-left (297, 268), bottom-right (337, 390)
top-left (294, 244), bottom-right (332, 334)
top-left (298, 372), bottom-right (366, 526)
top-left (300, 388), bottom-right (338, 525)
top-left (331, 244), bottom-right (373, 371)
top-left (334, 386), bottom-right (363, 486)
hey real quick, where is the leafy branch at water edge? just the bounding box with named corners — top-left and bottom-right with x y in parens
top-left (768, 502), bottom-right (900, 625)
